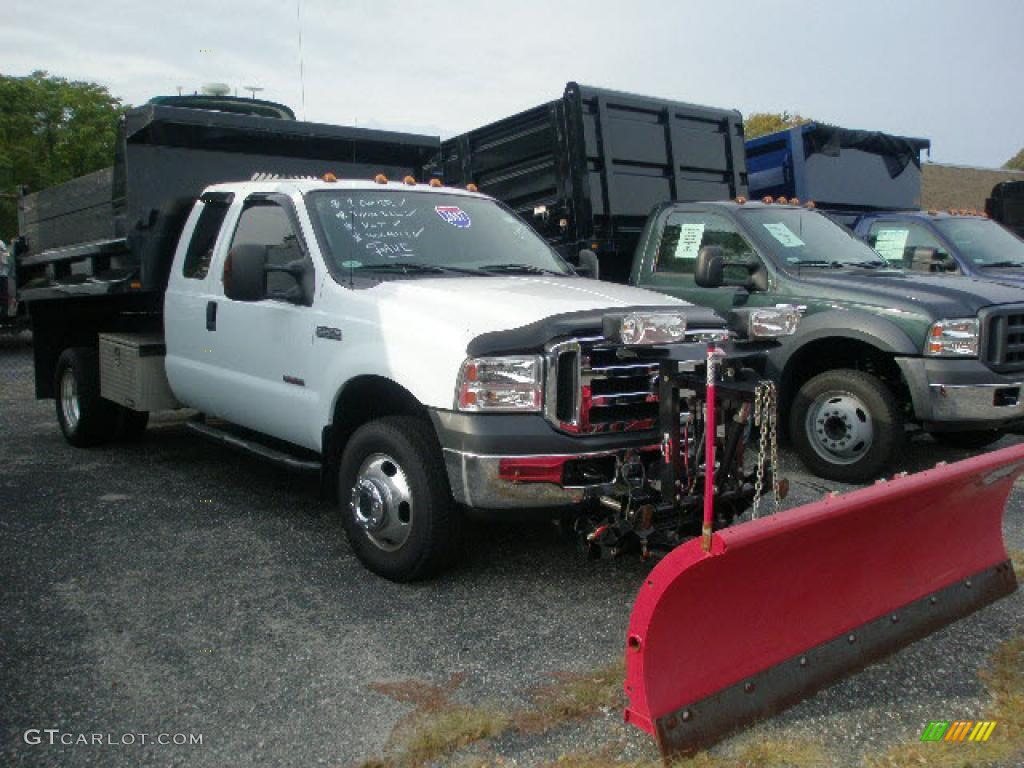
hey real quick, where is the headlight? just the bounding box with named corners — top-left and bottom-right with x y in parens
top-left (729, 306), bottom-right (801, 338)
top-left (456, 355), bottom-right (543, 411)
top-left (603, 311), bottom-right (688, 346)
top-left (925, 318), bottom-right (979, 357)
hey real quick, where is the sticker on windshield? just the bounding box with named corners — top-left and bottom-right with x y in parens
top-left (435, 205), bottom-right (472, 229)
top-left (763, 222), bottom-right (806, 248)
top-left (673, 223), bottom-right (705, 260)
top-left (872, 228), bottom-right (909, 264)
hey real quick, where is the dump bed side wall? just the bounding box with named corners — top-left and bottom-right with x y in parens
top-left (17, 168), bottom-right (116, 252)
top-left (437, 83), bottom-right (747, 283)
top-left (746, 125), bottom-right (927, 211)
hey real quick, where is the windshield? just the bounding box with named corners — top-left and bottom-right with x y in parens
top-left (306, 190), bottom-right (572, 278)
top-left (739, 207), bottom-right (888, 268)
top-left (933, 218), bottom-right (1024, 267)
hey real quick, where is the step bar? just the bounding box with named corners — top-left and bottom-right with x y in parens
top-left (186, 419), bottom-right (321, 473)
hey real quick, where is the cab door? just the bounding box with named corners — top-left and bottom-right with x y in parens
top-left (635, 209), bottom-right (771, 314)
top-left (204, 193), bottom-right (322, 449)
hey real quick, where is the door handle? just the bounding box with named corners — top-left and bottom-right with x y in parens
top-left (206, 301), bottom-right (217, 331)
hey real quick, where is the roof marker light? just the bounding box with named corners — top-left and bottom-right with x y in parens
top-left (374, 174), bottom-right (388, 184)
top-left (403, 175), bottom-right (416, 186)
top-left (429, 178), bottom-right (443, 188)
top-left (762, 196), bottom-right (774, 204)
top-left (777, 196), bottom-right (789, 205)
top-left (735, 196), bottom-right (747, 205)
top-left (466, 183), bottom-right (479, 193)
top-left (790, 197), bottom-right (800, 205)
top-left (322, 172), bottom-right (337, 183)
top-left (804, 201), bottom-right (816, 209)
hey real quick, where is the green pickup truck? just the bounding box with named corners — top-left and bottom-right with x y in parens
top-left (629, 200), bottom-right (1024, 482)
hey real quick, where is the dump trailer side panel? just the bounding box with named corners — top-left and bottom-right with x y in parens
top-left (436, 82), bottom-right (747, 282)
top-left (746, 123), bottom-right (931, 215)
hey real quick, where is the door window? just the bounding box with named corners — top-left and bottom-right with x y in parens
top-left (182, 200), bottom-right (231, 279)
top-left (229, 201), bottom-right (307, 297)
top-left (865, 221), bottom-right (949, 268)
top-left (654, 211), bottom-right (757, 280)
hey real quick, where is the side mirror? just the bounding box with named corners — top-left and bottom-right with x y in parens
top-left (576, 249), bottom-right (600, 280)
top-left (223, 244), bottom-right (267, 301)
top-left (265, 257), bottom-right (314, 304)
top-left (694, 246), bottom-right (725, 287)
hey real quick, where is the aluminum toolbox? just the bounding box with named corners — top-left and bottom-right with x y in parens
top-left (99, 332), bottom-right (179, 411)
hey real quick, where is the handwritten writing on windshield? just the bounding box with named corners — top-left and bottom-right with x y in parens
top-left (331, 197), bottom-right (424, 258)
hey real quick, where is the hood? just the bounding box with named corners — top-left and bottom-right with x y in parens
top-left (790, 269), bottom-right (1024, 318)
top-left (372, 274), bottom-right (687, 332)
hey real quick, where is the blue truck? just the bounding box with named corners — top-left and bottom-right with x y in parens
top-left (746, 123), bottom-right (1024, 284)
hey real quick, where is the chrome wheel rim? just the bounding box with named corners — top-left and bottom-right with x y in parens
top-left (60, 368), bottom-right (81, 432)
top-left (805, 391), bottom-right (873, 466)
top-left (349, 452), bottom-right (413, 552)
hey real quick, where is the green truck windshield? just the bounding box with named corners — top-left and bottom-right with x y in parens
top-left (933, 218), bottom-right (1024, 267)
top-left (306, 190), bottom-right (571, 278)
top-left (739, 207), bottom-right (886, 267)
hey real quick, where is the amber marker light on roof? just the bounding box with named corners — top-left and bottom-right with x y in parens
top-left (804, 201), bottom-right (816, 209)
top-left (735, 196), bottom-right (747, 205)
top-left (777, 196), bottom-right (789, 205)
top-left (374, 174), bottom-right (388, 184)
top-left (403, 175), bottom-right (416, 186)
top-left (790, 197), bottom-right (800, 205)
top-left (762, 196), bottom-right (774, 204)
top-left (322, 172), bottom-right (337, 182)
top-left (429, 178), bottom-right (443, 188)
top-left (466, 183), bottom-right (479, 193)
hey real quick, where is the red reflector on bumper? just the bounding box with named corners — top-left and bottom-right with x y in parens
top-left (497, 457), bottom-right (566, 484)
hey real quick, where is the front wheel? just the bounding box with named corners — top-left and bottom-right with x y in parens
top-left (790, 369), bottom-right (904, 483)
top-left (337, 416), bottom-right (461, 582)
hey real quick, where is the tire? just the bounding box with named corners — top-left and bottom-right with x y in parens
top-left (337, 416), bottom-right (461, 582)
top-left (118, 407), bottom-right (150, 440)
top-left (54, 347), bottom-right (120, 447)
top-left (931, 430), bottom-right (1002, 451)
top-left (790, 368), bottom-right (904, 483)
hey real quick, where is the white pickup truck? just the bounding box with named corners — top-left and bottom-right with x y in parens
top-left (44, 177), bottom-right (798, 580)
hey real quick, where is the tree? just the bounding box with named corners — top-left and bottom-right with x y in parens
top-left (1005, 148), bottom-right (1024, 171)
top-left (0, 71), bottom-right (128, 242)
top-left (743, 111), bottom-right (813, 141)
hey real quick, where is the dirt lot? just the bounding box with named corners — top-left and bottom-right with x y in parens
top-left (1, 332), bottom-right (1022, 767)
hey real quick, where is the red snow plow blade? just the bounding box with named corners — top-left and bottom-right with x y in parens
top-left (624, 444), bottom-right (1023, 760)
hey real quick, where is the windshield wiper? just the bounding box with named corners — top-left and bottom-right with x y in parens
top-left (478, 263), bottom-right (565, 275)
top-left (979, 261), bottom-right (1024, 269)
top-left (798, 259), bottom-right (887, 270)
top-left (355, 262), bottom-right (480, 275)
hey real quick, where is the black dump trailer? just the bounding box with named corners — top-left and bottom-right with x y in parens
top-left (745, 123), bottom-right (931, 224)
top-left (16, 101), bottom-right (439, 397)
top-left (987, 180), bottom-right (1024, 237)
top-left (431, 82), bottom-right (747, 283)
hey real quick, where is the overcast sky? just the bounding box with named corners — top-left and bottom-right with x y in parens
top-left (4, 0), bottom-right (1022, 168)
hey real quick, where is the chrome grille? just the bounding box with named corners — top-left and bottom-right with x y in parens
top-left (984, 308), bottom-right (1024, 373)
top-left (545, 337), bottom-right (659, 434)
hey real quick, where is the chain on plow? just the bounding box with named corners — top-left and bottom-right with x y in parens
top-left (751, 380), bottom-right (780, 519)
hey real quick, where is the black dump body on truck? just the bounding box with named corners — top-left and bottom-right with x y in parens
top-left (987, 180), bottom-right (1024, 237)
top-left (16, 101), bottom-right (439, 397)
top-left (431, 82), bottom-right (747, 283)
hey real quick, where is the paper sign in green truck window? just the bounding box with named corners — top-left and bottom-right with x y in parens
top-left (762, 222), bottom-right (806, 248)
top-left (674, 223), bottom-right (705, 260)
top-left (873, 228), bottom-right (909, 263)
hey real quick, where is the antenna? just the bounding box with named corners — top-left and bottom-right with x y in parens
top-left (176, 85), bottom-right (183, 96)
top-left (295, 0), bottom-right (307, 120)
top-left (244, 85), bottom-right (265, 100)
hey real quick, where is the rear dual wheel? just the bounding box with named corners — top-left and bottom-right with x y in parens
top-left (55, 347), bottom-right (148, 446)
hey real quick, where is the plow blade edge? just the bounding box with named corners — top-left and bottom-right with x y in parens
top-left (624, 444), bottom-right (1023, 759)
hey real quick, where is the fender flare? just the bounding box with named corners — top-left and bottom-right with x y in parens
top-left (766, 308), bottom-right (920, 386)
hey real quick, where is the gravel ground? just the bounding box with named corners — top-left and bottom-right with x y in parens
top-left (1, 331), bottom-right (1021, 767)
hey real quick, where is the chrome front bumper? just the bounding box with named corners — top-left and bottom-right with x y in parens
top-left (442, 448), bottom-right (617, 510)
top-left (897, 357), bottom-right (1024, 426)
top-left (927, 382), bottom-right (1024, 421)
